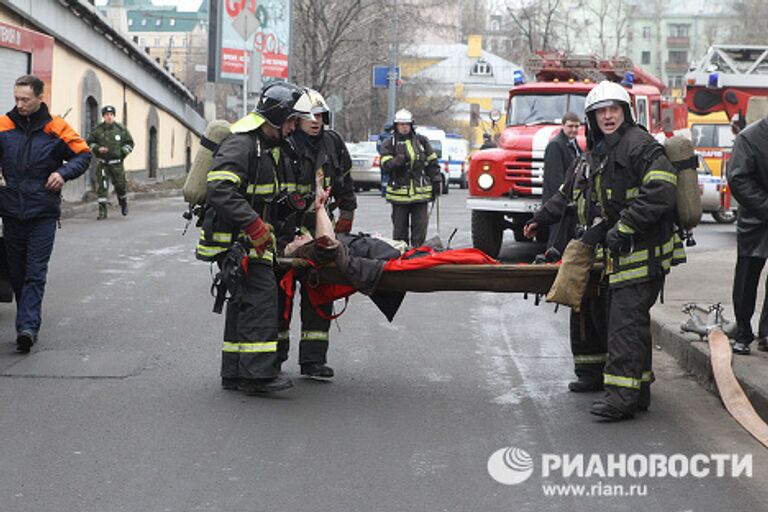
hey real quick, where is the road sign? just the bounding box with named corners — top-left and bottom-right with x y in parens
top-left (373, 65), bottom-right (400, 88)
top-left (327, 94), bottom-right (343, 113)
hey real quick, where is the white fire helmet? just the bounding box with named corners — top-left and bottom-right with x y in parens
top-left (290, 90), bottom-right (315, 122)
top-left (584, 80), bottom-right (634, 146)
top-left (393, 108), bottom-right (413, 125)
top-left (585, 80), bottom-right (632, 115)
top-left (306, 88), bottom-right (330, 125)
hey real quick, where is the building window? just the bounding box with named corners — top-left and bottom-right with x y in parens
top-left (668, 50), bottom-right (688, 64)
top-left (170, 19), bottom-right (176, 27)
top-left (128, 18), bottom-right (133, 27)
top-left (641, 51), bottom-right (651, 65)
top-left (490, 16), bottom-right (501, 32)
top-left (642, 26), bottom-right (651, 39)
top-left (470, 60), bottom-right (492, 76)
top-left (668, 76), bottom-right (684, 88)
top-left (139, 37), bottom-right (145, 46)
top-left (141, 18), bottom-right (147, 26)
top-left (156, 19), bottom-right (162, 26)
top-left (669, 24), bottom-right (689, 37)
top-left (154, 37), bottom-right (161, 47)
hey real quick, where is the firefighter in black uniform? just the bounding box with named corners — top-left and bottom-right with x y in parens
top-left (283, 88), bottom-right (357, 378)
top-left (579, 81), bottom-right (685, 421)
top-left (195, 82), bottom-right (313, 394)
top-left (524, 154), bottom-right (608, 394)
top-left (380, 109), bottom-right (441, 247)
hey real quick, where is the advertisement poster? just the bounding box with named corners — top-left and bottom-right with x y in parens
top-left (210, 0), bottom-right (291, 84)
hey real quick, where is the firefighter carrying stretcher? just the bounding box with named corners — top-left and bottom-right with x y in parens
top-left (526, 81), bottom-right (686, 421)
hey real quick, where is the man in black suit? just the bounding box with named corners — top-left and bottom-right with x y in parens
top-left (542, 112), bottom-right (582, 249)
top-left (728, 115), bottom-right (768, 355)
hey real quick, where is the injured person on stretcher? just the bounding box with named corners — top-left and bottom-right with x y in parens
top-left (280, 170), bottom-right (599, 321)
top-left (281, 169), bottom-right (407, 320)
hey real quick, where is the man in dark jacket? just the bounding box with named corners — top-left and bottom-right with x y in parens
top-left (380, 109), bottom-right (441, 247)
top-left (541, 112), bottom-right (581, 248)
top-left (727, 117), bottom-right (768, 354)
top-left (0, 74), bottom-right (91, 352)
top-left (284, 88), bottom-right (357, 379)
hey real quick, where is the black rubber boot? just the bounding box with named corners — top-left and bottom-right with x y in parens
top-left (16, 331), bottom-right (36, 353)
top-left (300, 362), bottom-right (335, 379)
top-left (568, 378), bottom-right (604, 392)
top-left (590, 399), bottom-right (634, 422)
top-left (221, 378), bottom-right (239, 390)
top-left (757, 337), bottom-right (768, 352)
top-left (239, 376), bottom-right (294, 394)
top-left (119, 198), bottom-right (128, 216)
top-left (97, 203), bottom-right (107, 220)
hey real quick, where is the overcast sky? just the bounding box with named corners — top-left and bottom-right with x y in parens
top-left (95, 0), bottom-right (204, 11)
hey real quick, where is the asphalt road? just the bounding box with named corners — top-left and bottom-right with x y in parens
top-left (0, 190), bottom-right (764, 511)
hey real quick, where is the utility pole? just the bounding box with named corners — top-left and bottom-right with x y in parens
top-left (386, 0), bottom-right (399, 124)
top-left (242, 31), bottom-right (249, 116)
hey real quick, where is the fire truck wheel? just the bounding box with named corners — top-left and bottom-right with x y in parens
top-left (471, 210), bottom-right (503, 258)
top-left (712, 208), bottom-right (736, 224)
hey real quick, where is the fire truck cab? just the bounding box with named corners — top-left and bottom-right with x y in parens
top-left (467, 53), bottom-right (682, 258)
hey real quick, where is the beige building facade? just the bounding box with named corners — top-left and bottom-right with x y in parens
top-left (0, 1), bottom-right (206, 202)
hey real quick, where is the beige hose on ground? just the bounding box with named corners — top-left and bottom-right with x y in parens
top-left (708, 328), bottom-right (768, 448)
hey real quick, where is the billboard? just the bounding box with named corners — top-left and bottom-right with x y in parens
top-left (208, 0), bottom-right (292, 85)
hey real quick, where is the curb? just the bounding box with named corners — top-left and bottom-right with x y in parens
top-left (652, 312), bottom-right (768, 421)
top-left (60, 189), bottom-right (182, 219)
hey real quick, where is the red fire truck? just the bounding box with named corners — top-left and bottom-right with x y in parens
top-left (685, 45), bottom-right (768, 126)
top-left (467, 53), bottom-right (686, 258)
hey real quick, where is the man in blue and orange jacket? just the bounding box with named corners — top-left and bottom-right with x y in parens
top-left (0, 74), bottom-right (91, 353)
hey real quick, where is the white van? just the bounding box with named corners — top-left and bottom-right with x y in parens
top-left (416, 127), bottom-right (470, 192)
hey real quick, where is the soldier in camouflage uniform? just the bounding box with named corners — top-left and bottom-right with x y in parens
top-left (86, 105), bottom-right (134, 219)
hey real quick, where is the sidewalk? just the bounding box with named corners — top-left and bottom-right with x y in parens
top-left (651, 244), bottom-right (768, 419)
top-left (60, 189), bottom-right (181, 219)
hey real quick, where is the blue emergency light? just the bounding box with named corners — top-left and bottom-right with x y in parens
top-left (513, 70), bottom-right (525, 85)
top-left (708, 72), bottom-right (721, 88)
top-left (621, 71), bottom-right (635, 87)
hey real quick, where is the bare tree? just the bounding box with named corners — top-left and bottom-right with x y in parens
top-left (506, 0), bottom-right (563, 55)
top-left (291, 0), bottom-right (466, 140)
top-left (582, 0), bottom-right (629, 57)
top-left (290, 0), bottom-right (391, 140)
top-left (728, 0), bottom-right (768, 44)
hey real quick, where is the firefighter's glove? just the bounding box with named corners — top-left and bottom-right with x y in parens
top-left (431, 181), bottom-right (441, 201)
top-left (245, 217), bottom-right (273, 255)
top-left (334, 218), bottom-right (353, 234)
top-left (391, 154), bottom-right (406, 168)
top-left (605, 225), bottom-right (632, 255)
